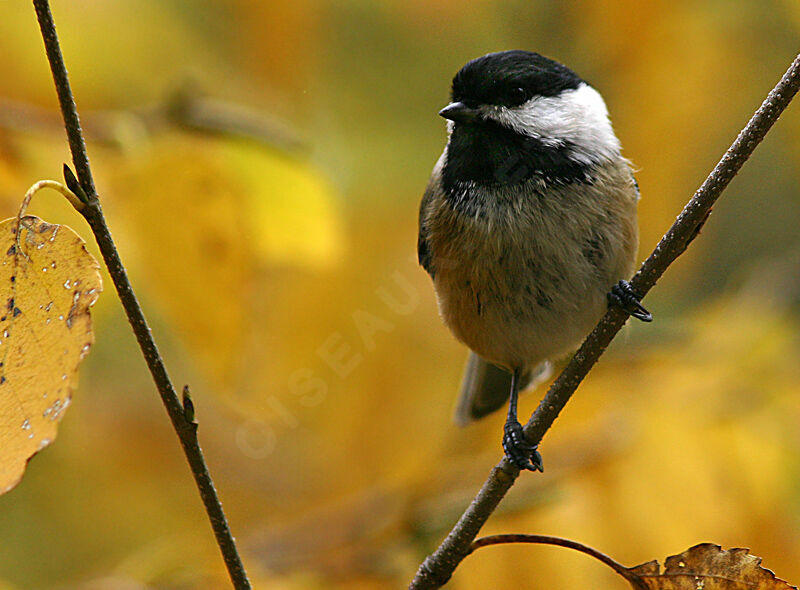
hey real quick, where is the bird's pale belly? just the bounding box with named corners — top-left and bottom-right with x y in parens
top-left (425, 164), bottom-right (639, 373)
top-left (433, 245), bottom-right (612, 372)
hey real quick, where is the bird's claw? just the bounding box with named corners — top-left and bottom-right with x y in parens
top-left (608, 280), bottom-right (652, 322)
top-left (503, 420), bottom-right (543, 472)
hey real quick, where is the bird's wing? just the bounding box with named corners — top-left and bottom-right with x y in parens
top-left (418, 151), bottom-right (446, 278)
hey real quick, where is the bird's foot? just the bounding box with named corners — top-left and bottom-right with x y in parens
top-left (608, 280), bottom-right (652, 322)
top-left (503, 420), bottom-right (543, 472)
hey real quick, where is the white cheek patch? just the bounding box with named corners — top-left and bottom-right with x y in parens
top-left (485, 83), bottom-right (621, 165)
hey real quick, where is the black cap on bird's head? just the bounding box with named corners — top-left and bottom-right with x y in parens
top-left (440, 51), bottom-right (584, 123)
top-left (438, 51), bottom-right (619, 188)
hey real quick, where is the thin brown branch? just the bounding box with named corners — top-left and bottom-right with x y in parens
top-left (0, 93), bottom-right (305, 153)
top-left (410, 53), bottom-right (800, 589)
top-left (32, 0), bottom-right (95, 200)
top-left (469, 534), bottom-right (630, 578)
top-left (164, 84), bottom-right (305, 153)
top-left (31, 1), bottom-right (251, 588)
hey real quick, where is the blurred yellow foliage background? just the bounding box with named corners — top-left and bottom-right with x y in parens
top-left (1, 1), bottom-right (800, 588)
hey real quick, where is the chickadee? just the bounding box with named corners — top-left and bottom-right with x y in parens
top-left (418, 50), bottom-right (651, 472)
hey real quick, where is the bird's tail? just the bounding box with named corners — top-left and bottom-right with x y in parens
top-left (453, 353), bottom-right (552, 426)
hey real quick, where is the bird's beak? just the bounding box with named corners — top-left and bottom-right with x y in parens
top-left (439, 102), bottom-right (480, 123)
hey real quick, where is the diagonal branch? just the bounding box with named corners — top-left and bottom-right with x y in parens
top-left (31, 1), bottom-right (251, 587)
top-left (410, 53), bottom-right (800, 589)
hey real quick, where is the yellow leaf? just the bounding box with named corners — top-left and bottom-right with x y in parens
top-left (221, 141), bottom-right (343, 269)
top-left (107, 134), bottom-right (342, 388)
top-left (0, 215), bottom-right (101, 494)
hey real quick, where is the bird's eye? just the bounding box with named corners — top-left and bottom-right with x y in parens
top-left (509, 86), bottom-right (527, 104)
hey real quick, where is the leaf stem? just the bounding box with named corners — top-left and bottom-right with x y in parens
top-left (31, 1), bottom-right (251, 587)
top-left (469, 534), bottom-right (630, 578)
top-left (409, 53), bottom-right (800, 589)
top-left (19, 180), bottom-right (84, 217)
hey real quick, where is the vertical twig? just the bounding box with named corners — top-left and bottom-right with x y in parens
top-left (410, 53), bottom-right (800, 589)
top-left (31, 1), bottom-right (251, 587)
top-left (32, 1), bottom-right (94, 199)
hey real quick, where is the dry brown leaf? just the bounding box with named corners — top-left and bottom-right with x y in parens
top-left (626, 543), bottom-right (797, 590)
top-left (0, 215), bottom-right (101, 494)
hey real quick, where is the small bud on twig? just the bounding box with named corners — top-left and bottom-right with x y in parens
top-left (182, 385), bottom-right (195, 424)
